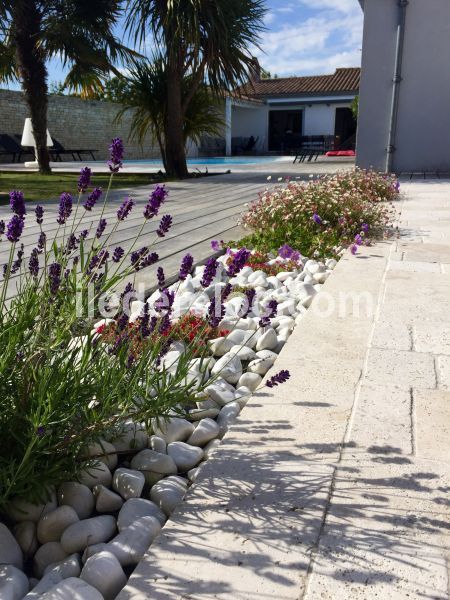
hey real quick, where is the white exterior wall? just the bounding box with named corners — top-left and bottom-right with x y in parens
top-left (357, 0), bottom-right (450, 173)
top-left (231, 105), bottom-right (268, 151)
top-left (303, 104), bottom-right (351, 136)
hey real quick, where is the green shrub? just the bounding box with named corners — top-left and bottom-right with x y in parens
top-left (239, 169), bottom-right (399, 258)
top-left (0, 141), bottom-right (211, 509)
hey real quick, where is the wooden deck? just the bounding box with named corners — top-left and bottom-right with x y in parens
top-left (0, 162), bottom-right (352, 300)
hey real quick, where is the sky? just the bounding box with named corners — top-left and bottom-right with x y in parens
top-left (254, 0), bottom-right (363, 77)
top-left (5, 0), bottom-right (364, 90)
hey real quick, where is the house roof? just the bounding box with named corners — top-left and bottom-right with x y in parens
top-left (240, 67), bottom-right (361, 99)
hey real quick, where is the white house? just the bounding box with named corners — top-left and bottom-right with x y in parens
top-left (223, 64), bottom-right (360, 155)
top-left (356, 0), bottom-right (450, 173)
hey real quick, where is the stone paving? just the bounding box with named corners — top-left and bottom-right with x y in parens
top-left (117, 180), bottom-right (450, 600)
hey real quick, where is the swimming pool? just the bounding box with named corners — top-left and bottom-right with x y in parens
top-left (126, 156), bottom-right (285, 166)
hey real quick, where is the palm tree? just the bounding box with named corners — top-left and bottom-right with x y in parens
top-left (126, 0), bottom-right (266, 179)
top-left (0, 0), bottom-right (134, 174)
top-left (115, 60), bottom-right (225, 172)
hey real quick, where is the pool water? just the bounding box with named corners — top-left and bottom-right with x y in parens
top-left (126, 156), bottom-right (284, 166)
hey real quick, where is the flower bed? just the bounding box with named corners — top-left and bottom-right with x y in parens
top-left (239, 169), bottom-right (399, 258)
top-left (0, 153), bottom-right (399, 598)
top-left (0, 244), bottom-right (337, 598)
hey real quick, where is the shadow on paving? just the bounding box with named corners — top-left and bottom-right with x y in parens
top-left (121, 435), bottom-right (449, 600)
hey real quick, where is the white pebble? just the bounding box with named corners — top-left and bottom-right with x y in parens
top-left (112, 468), bottom-right (145, 500)
top-left (80, 551), bottom-right (127, 600)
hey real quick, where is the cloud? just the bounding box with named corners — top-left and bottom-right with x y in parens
top-left (254, 6), bottom-right (363, 77)
top-left (264, 11), bottom-right (276, 25)
top-left (297, 0), bottom-right (359, 14)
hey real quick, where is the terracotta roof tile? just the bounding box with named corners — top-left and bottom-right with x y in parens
top-left (240, 67), bottom-right (360, 98)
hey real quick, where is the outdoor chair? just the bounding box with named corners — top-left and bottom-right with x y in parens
top-left (0, 134), bottom-right (34, 162)
top-left (199, 136), bottom-right (225, 156)
top-left (292, 135), bottom-right (334, 163)
top-left (50, 138), bottom-right (97, 161)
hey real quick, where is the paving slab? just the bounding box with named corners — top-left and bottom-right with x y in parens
top-left (414, 389), bottom-right (450, 461)
top-left (117, 180), bottom-right (450, 600)
top-left (436, 356), bottom-right (450, 390)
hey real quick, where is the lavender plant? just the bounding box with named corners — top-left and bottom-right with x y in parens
top-left (0, 140), bottom-right (219, 509)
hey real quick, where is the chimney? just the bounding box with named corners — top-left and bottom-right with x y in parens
top-left (249, 57), bottom-right (261, 83)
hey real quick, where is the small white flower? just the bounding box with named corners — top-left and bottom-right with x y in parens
top-left (278, 177), bottom-right (283, 182)
top-left (309, 174), bottom-right (314, 178)
top-left (267, 175), bottom-right (272, 181)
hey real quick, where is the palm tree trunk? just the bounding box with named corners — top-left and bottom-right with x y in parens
top-left (164, 61), bottom-right (188, 179)
top-left (13, 1), bottom-right (51, 175)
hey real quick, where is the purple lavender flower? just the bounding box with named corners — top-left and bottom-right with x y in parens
top-left (117, 312), bottom-right (129, 331)
top-left (266, 369), bottom-right (290, 388)
top-left (354, 234), bottom-right (363, 246)
top-left (221, 283), bottom-right (232, 301)
top-left (259, 299), bottom-right (278, 328)
top-left (6, 215), bottom-right (24, 243)
top-left (0, 220), bottom-right (4, 236)
top-left (9, 190), bottom-right (26, 217)
top-left (29, 248), bottom-right (39, 277)
top-left (243, 288), bottom-right (256, 317)
top-left (120, 282), bottom-right (134, 302)
top-left (156, 215), bottom-right (173, 238)
top-left (130, 247), bottom-right (149, 270)
top-left (83, 187), bottom-right (102, 211)
top-left (361, 223), bottom-right (369, 234)
top-left (37, 231), bottom-right (46, 251)
top-left (35, 205), bottom-right (44, 225)
top-left (140, 252), bottom-right (159, 269)
top-left (350, 244), bottom-right (358, 255)
top-left (77, 167), bottom-right (92, 193)
top-left (227, 248), bottom-right (251, 277)
top-left (10, 244), bottom-right (24, 274)
top-left (179, 253), bottom-right (193, 280)
top-left (96, 218), bottom-right (107, 239)
top-left (108, 138), bottom-right (124, 173)
top-left (394, 180), bottom-right (400, 193)
top-left (112, 247), bottom-right (124, 263)
top-left (117, 197), bottom-right (135, 221)
top-left (313, 213), bottom-right (322, 225)
top-left (165, 289), bottom-right (175, 309)
top-left (87, 250), bottom-right (109, 276)
top-left (143, 185), bottom-right (168, 220)
top-left (48, 262), bottom-right (62, 295)
top-left (78, 230), bottom-right (89, 241)
top-left (159, 313), bottom-right (171, 336)
top-left (66, 234), bottom-right (78, 253)
top-left (154, 288), bottom-right (174, 312)
top-left (207, 296), bottom-right (225, 327)
top-left (138, 303), bottom-right (151, 338)
top-left (157, 267), bottom-right (165, 289)
top-left (57, 193), bottom-right (73, 225)
top-left (200, 257), bottom-right (219, 287)
top-left (211, 240), bottom-right (221, 252)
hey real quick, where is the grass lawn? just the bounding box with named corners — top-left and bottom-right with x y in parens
top-left (0, 171), bottom-right (166, 204)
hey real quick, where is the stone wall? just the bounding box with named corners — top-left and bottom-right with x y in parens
top-left (0, 88), bottom-right (160, 162)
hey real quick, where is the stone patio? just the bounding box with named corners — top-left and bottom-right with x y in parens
top-left (116, 180), bottom-right (450, 600)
